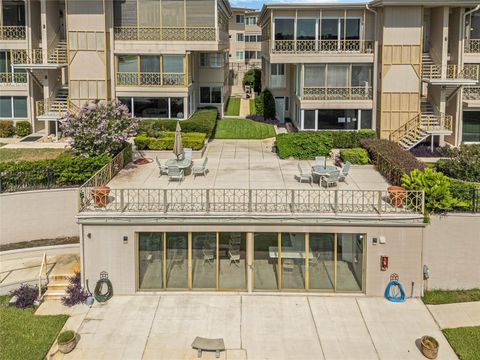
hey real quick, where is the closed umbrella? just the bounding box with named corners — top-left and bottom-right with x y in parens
top-left (173, 121), bottom-right (184, 159)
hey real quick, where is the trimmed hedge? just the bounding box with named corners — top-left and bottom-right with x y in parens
top-left (327, 130), bottom-right (376, 148)
top-left (134, 132), bottom-right (206, 151)
top-left (340, 148), bottom-right (370, 165)
top-left (276, 132), bottom-right (333, 159)
top-left (255, 89), bottom-right (276, 118)
top-left (139, 108), bottom-right (218, 138)
top-left (436, 144), bottom-right (480, 183)
top-left (15, 121), bottom-right (31, 137)
top-left (361, 139), bottom-right (426, 185)
top-left (0, 121), bottom-right (15, 138)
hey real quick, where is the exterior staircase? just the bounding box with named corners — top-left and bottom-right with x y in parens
top-left (37, 86), bottom-right (69, 119)
top-left (422, 53), bottom-right (441, 79)
top-left (44, 274), bottom-right (70, 300)
top-left (47, 39), bottom-right (67, 64)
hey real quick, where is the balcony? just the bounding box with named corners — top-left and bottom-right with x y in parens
top-left (465, 39), bottom-right (480, 54)
top-left (464, 86), bottom-right (480, 101)
top-left (0, 72), bottom-right (27, 84)
top-left (0, 25), bottom-right (26, 40)
top-left (272, 40), bottom-right (374, 54)
top-left (114, 26), bottom-right (216, 41)
top-left (10, 48), bottom-right (67, 66)
top-left (302, 86), bottom-right (373, 101)
top-left (116, 72), bottom-right (187, 87)
top-left (421, 64), bottom-right (479, 84)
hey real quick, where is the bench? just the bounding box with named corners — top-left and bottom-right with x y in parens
top-left (191, 336), bottom-right (225, 358)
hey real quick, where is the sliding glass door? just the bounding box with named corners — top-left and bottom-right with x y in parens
top-left (165, 233), bottom-right (188, 289)
top-left (192, 232), bottom-right (217, 289)
top-left (308, 233), bottom-right (335, 291)
top-left (138, 233), bottom-right (164, 289)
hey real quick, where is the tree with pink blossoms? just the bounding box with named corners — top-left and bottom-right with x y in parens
top-left (60, 100), bottom-right (139, 157)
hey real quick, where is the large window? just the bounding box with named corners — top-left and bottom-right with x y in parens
top-left (3, 1), bottom-right (25, 26)
top-left (321, 18), bottom-right (360, 41)
top-left (297, 18), bottom-right (316, 40)
top-left (0, 96), bottom-right (27, 118)
top-left (245, 16), bottom-right (257, 25)
top-left (303, 63), bottom-right (372, 89)
top-left (117, 97), bottom-right (184, 118)
top-left (138, 233), bottom-right (164, 290)
top-left (236, 33), bottom-right (244, 42)
top-left (300, 109), bottom-right (373, 131)
top-left (270, 63), bottom-right (286, 88)
top-left (463, 111), bottom-right (480, 143)
top-left (200, 53), bottom-right (223, 68)
top-left (245, 35), bottom-right (261, 42)
top-left (0, 51), bottom-right (26, 83)
top-left (236, 14), bottom-right (245, 24)
top-left (274, 18), bottom-right (294, 40)
top-left (236, 51), bottom-right (244, 60)
top-left (200, 87), bottom-right (222, 104)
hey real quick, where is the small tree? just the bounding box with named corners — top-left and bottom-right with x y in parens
top-left (243, 68), bottom-right (261, 93)
top-left (255, 88), bottom-right (276, 118)
top-left (61, 100), bottom-right (138, 157)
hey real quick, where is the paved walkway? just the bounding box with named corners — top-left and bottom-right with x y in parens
top-left (239, 98), bottom-right (250, 117)
top-left (427, 301), bottom-right (480, 329)
top-left (46, 295), bottom-right (456, 360)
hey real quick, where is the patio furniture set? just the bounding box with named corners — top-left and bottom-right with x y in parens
top-left (296, 157), bottom-right (351, 187)
top-left (156, 148), bottom-right (208, 183)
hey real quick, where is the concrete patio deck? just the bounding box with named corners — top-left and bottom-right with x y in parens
top-left (109, 139), bottom-right (389, 190)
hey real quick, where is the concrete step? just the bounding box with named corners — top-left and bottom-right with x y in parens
top-left (44, 289), bottom-right (67, 300)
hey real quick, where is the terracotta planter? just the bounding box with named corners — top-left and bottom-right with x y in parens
top-left (58, 335), bottom-right (77, 354)
top-left (92, 186), bottom-right (110, 208)
top-left (420, 336), bottom-right (439, 359)
top-left (387, 186), bottom-right (407, 208)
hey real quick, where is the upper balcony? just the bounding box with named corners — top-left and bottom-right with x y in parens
top-left (421, 62), bottom-right (479, 85)
top-left (1, 1), bottom-right (26, 41)
top-left (114, 26), bottom-right (216, 42)
top-left (0, 25), bottom-right (26, 40)
top-left (464, 39), bottom-right (480, 54)
top-left (272, 39), bottom-right (374, 55)
top-left (116, 72), bottom-right (188, 87)
top-left (10, 47), bottom-right (67, 69)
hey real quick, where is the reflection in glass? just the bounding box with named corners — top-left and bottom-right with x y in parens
top-left (281, 233), bottom-right (305, 289)
top-left (274, 19), bottom-right (294, 40)
top-left (118, 55), bottom-right (138, 72)
top-left (166, 233), bottom-right (188, 288)
top-left (308, 233), bottom-right (335, 290)
top-left (192, 232), bottom-right (217, 288)
top-left (253, 233), bottom-right (278, 290)
top-left (218, 233), bottom-right (246, 289)
top-left (336, 234), bottom-right (364, 292)
top-left (138, 232), bottom-right (163, 289)
top-left (321, 19), bottom-right (338, 40)
top-left (297, 19), bottom-right (316, 40)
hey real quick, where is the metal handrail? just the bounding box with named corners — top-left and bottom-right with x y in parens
top-left (302, 86), bottom-right (373, 100)
top-left (389, 114), bottom-right (421, 144)
top-left (422, 64), bottom-right (479, 81)
top-left (0, 72), bottom-right (27, 84)
top-left (38, 252), bottom-right (47, 299)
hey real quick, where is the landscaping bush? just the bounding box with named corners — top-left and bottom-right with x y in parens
top-left (361, 139), bottom-right (426, 185)
top-left (436, 144), bottom-right (480, 183)
top-left (255, 89), bottom-right (276, 118)
top-left (62, 272), bottom-right (87, 307)
top-left (326, 130), bottom-right (376, 148)
top-left (276, 132), bottom-right (333, 159)
top-left (14, 121), bottom-right (31, 137)
top-left (134, 132), bottom-right (206, 151)
top-left (243, 68), bottom-right (261, 93)
top-left (0, 121), bottom-right (15, 138)
top-left (449, 178), bottom-right (480, 212)
top-left (9, 284), bottom-right (38, 308)
top-left (340, 148), bottom-right (370, 165)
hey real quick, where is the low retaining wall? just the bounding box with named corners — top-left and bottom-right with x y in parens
top-left (0, 188), bottom-right (78, 245)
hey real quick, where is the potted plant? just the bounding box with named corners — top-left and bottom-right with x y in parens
top-left (420, 335), bottom-right (439, 359)
top-left (92, 186), bottom-right (110, 208)
top-left (387, 185), bottom-right (407, 208)
top-left (57, 330), bottom-right (77, 354)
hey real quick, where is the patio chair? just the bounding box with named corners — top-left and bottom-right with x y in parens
top-left (339, 161), bottom-right (351, 182)
top-left (184, 148), bottom-right (193, 162)
top-left (315, 156), bottom-right (326, 168)
top-left (282, 259), bottom-right (294, 272)
top-left (168, 166), bottom-right (184, 183)
top-left (295, 163), bottom-right (313, 184)
top-left (203, 248), bottom-right (214, 265)
top-left (229, 250), bottom-right (241, 267)
top-left (320, 170), bottom-right (340, 188)
top-left (309, 252), bottom-right (321, 268)
top-left (192, 157), bottom-right (208, 178)
top-left (155, 156), bottom-right (168, 177)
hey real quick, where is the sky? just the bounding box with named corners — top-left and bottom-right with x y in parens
top-left (230, 0), bottom-right (362, 11)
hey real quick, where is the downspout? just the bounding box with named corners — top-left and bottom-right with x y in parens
top-left (366, 3), bottom-right (378, 134)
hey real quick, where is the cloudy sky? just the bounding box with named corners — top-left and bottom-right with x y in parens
top-left (230, 0), bottom-right (361, 11)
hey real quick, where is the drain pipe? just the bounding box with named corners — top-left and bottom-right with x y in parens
top-left (366, 4), bottom-right (378, 131)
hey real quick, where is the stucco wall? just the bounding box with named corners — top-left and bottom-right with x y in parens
top-left (423, 214), bottom-right (480, 290)
top-left (0, 189), bottom-right (78, 245)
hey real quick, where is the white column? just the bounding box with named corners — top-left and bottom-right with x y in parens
top-left (247, 232), bottom-right (253, 293)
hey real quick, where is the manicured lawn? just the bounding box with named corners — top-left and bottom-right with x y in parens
top-left (214, 118), bottom-right (275, 139)
top-left (443, 326), bottom-right (480, 360)
top-left (422, 289), bottom-right (480, 305)
top-left (0, 142), bottom-right (6, 147)
top-left (224, 97), bottom-right (241, 116)
top-left (249, 99), bottom-right (256, 115)
top-left (0, 148), bottom-right (66, 162)
top-left (0, 296), bottom-right (68, 360)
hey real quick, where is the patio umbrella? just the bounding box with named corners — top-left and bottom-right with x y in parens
top-left (173, 121), bottom-right (184, 159)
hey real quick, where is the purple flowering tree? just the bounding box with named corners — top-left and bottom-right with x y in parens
top-left (60, 100), bottom-right (139, 157)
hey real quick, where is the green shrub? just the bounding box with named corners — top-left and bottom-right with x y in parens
top-left (14, 121), bottom-right (31, 137)
top-left (139, 108), bottom-right (218, 138)
top-left (255, 89), bottom-right (276, 118)
top-left (436, 144), bottom-right (480, 183)
top-left (340, 148), bottom-right (370, 165)
top-left (57, 331), bottom-right (75, 344)
top-left (361, 139), bottom-right (426, 185)
top-left (134, 132), bottom-right (206, 151)
top-left (276, 132), bottom-right (333, 159)
top-left (0, 121), bottom-right (15, 138)
top-left (449, 178), bottom-right (480, 212)
top-left (326, 130), bottom-right (376, 148)
top-left (243, 68), bottom-right (261, 93)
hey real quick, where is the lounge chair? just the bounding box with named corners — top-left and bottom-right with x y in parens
top-left (295, 163), bottom-right (313, 184)
top-left (203, 248), bottom-right (214, 265)
top-left (315, 156), bottom-right (326, 168)
top-left (192, 157), bottom-right (208, 178)
top-left (155, 156), bottom-right (168, 177)
top-left (168, 166), bottom-right (184, 183)
top-left (320, 170), bottom-right (340, 188)
top-left (339, 161), bottom-right (351, 182)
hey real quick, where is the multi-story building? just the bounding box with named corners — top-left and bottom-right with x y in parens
top-left (228, 7), bottom-right (261, 94)
top-left (259, 0), bottom-right (480, 147)
top-left (0, 0), bottom-right (231, 136)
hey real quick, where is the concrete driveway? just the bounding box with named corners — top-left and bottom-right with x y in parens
top-left (61, 295), bottom-right (457, 360)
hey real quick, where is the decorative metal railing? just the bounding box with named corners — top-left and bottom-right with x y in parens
top-left (464, 86), bottom-right (480, 100)
top-left (390, 113), bottom-right (453, 144)
top-left (272, 40), bottom-right (374, 54)
top-left (114, 26), bottom-right (216, 41)
top-left (465, 39), bottom-right (480, 54)
top-left (422, 64), bottom-right (479, 81)
top-left (36, 99), bottom-right (68, 117)
top-left (10, 48), bottom-right (67, 65)
top-left (78, 188), bottom-right (425, 215)
top-left (116, 72), bottom-right (186, 87)
top-left (0, 26), bottom-right (26, 40)
top-left (0, 72), bottom-right (27, 84)
top-left (302, 86), bottom-right (373, 100)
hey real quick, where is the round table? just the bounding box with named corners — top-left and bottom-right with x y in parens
top-left (166, 158), bottom-right (192, 169)
top-left (312, 165), bottom-right (337, 176)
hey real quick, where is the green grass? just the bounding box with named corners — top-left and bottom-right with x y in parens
top-left (249, 99), bottom-right (256, 115)
top-left (422, 289), bottom-right (480, 305)
top-left (0, 296), bottom-right (69, 360)
top-left (0, 148), bottom-right (66, 162)
top-left (443, 326), bottom-right (480, 360)
top-left (224, 97), bottom-right (241, 116)
top-left (0, 142), bottom-right (6, 148)
top-left (214, 118), bottom-right (275, 139)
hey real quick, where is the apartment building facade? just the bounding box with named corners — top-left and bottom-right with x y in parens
top-left (0, 0), bottom-right (231, 136)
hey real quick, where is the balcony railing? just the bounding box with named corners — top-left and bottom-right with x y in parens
top-left (36, 99), bottom-right (68, 117)
top-left (78, 188), bottom-right (425, 215)
top-left (116, 72), bottom-right (187, 87)
top-left (114, 26), bottom-right (216, 41)
top-left (422, 64), bottom-right (479, 81)
top-left (0, 26), bottom-right (26, 40)
top-left (0, 72), bottom-right (27, 84)
top-left (10, 48), bottom-right (67, 65)
top-left (272, 40), bottom-right (374, 54)
top-left (464, 86), bottom-right (480, 100)
top-left (302, 86), bottom-right (373, 101)
top-left (465, 39), bottom-right (480, 54)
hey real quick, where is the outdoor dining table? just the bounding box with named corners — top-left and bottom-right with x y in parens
top-left (311, 165), bottom-right (337, 176)
top-left (166, 158), bottom-right (192, 169)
